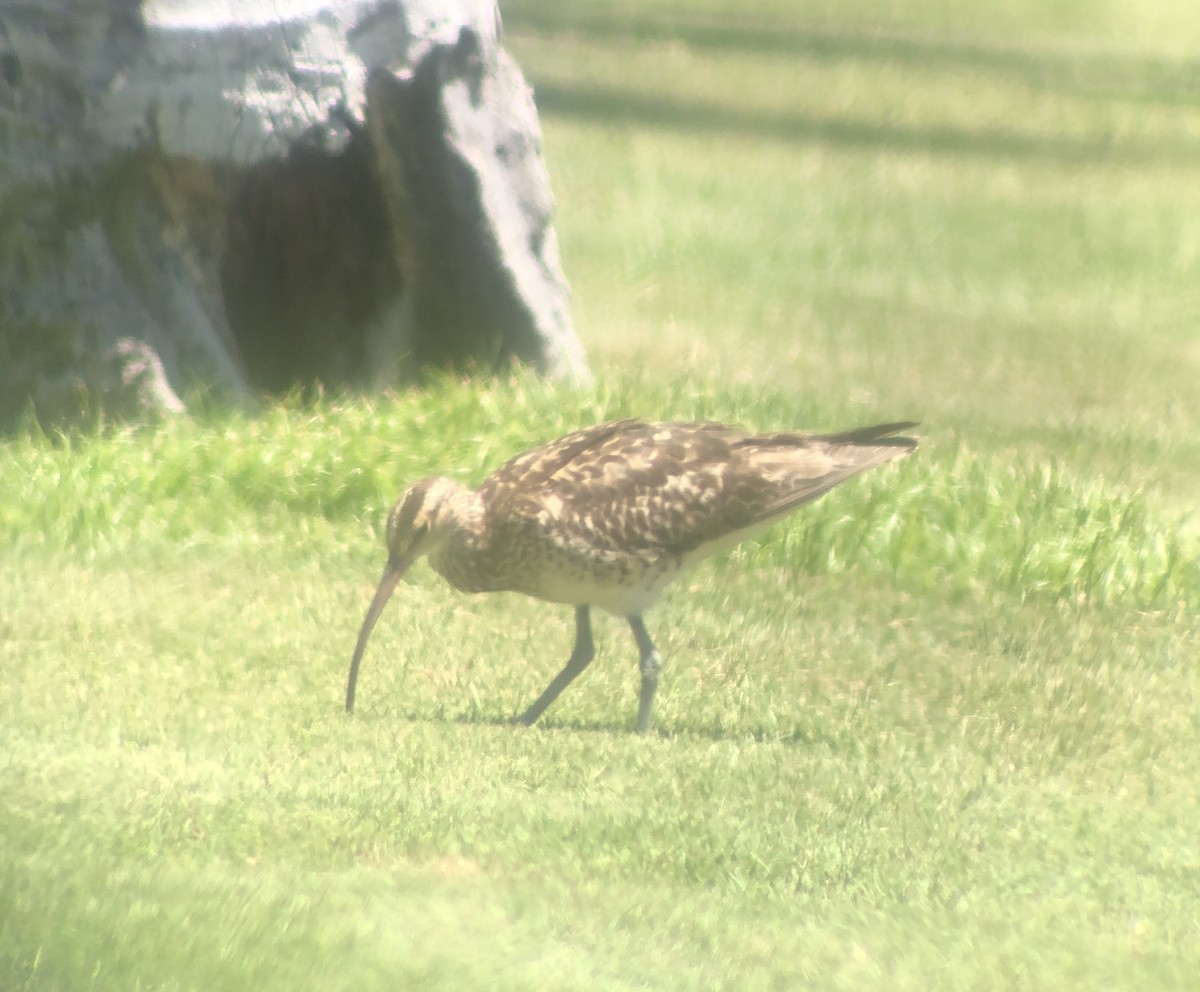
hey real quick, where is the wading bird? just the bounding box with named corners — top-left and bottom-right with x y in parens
top-left (345, 417), bottom-right (916, 732)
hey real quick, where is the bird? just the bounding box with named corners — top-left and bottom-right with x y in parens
top-left (345, 417), bottom-right (917, 733)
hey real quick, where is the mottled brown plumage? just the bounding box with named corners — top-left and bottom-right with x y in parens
top-left (346, 418), bottom-right (917, 732)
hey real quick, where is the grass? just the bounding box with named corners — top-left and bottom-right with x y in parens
top-left (505, 0), bottom-right (1200, 511)
top-left (4, 0), bottom-right (1200, 988)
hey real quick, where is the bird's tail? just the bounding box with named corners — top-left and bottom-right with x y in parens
top-left (813, 421), bottom-right (919, 450)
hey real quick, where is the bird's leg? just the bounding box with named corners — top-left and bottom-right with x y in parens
top-left (629, 616), bottom-right (662, 735)
top-left (515, 605), bottom-right (595, 727)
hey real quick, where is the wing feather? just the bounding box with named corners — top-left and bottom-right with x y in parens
top-left (484, 419), bottom-right (916, 560)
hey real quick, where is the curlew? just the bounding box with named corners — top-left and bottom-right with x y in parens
top-left (345, 417), bottom-right (917, 733)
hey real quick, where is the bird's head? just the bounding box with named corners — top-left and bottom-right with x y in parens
top-left (345, 476), bottom-right (466, 713)
top-left (384, 476), bottom-right (462, 568)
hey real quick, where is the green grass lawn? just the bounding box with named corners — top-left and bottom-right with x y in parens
top-left (4, 1), bottom-right (1200, 988)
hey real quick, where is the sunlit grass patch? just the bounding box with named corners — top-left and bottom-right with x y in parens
top-left (761, 443), bottom-right (1199, 611)
top-left (5, 376), bottom-right (1195, 614)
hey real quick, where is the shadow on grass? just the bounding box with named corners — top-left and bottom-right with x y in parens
top-left (358, 705), bottom-right (837, 744)
top-left (359, 707), bottom-right (634, 735)
top-left (507, 6), bottom-right (1200, 163)
top-left (530, 80), bottom-right (1200, 166)
top-left (507, 6), bottom-right (1200, 110)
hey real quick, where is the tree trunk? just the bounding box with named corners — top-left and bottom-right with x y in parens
top-left (0, 0), bottom-right (587, 427)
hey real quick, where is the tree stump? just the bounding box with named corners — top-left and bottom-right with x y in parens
top-left (0, 0), bottom-right (587, 427)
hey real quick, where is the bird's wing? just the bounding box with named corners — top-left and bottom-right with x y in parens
top-left (499, 420), bottom-right (916, 558)
top-left (478, 418), bottom-right (648, 507)
top-left (735, 422), bottom-right (918, 519)
top-left (492, 421), bottom-right (754, 556)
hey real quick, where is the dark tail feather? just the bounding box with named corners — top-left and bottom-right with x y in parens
top-left (816, 421), bottom-right (919, 449)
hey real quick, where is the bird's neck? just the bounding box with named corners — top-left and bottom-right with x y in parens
top-left (428, 487), bottom-right (493, 591)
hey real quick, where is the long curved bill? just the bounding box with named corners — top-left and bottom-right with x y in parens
top-left (345, 556), bottom-right (411, 713)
